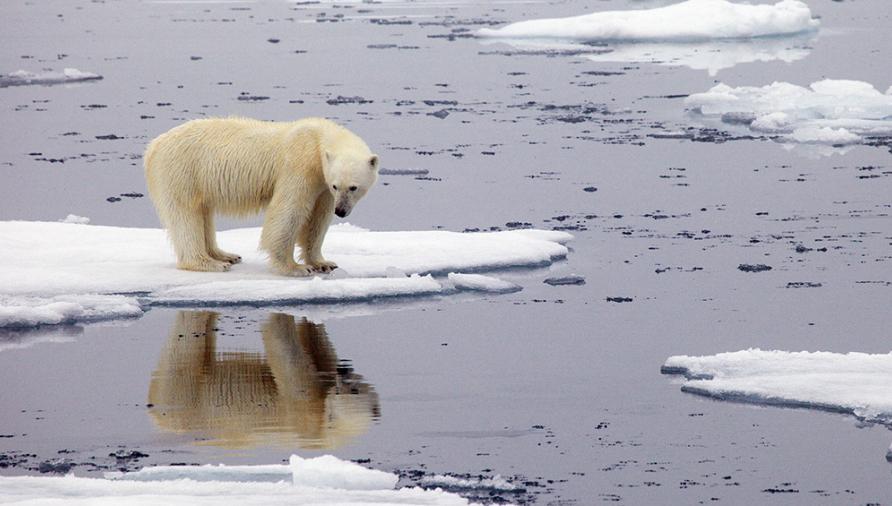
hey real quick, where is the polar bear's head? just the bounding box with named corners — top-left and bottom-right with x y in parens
top-left (322, 151), bottom-right (379, 218)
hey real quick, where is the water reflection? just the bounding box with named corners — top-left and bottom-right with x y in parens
top-left (480, 33), bottom-right (815, 76)
top-left (148, 311), bottom-right (379, 449)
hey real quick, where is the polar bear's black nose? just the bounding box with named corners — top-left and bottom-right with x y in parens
top-left (335, 208), bottom-right (347, 218)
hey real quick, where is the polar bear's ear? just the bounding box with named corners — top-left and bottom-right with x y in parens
top-left (369, 155), bottom-right (379, 171)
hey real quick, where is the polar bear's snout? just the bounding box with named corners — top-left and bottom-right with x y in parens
top-left (335, 204), bottom-right (350, 218)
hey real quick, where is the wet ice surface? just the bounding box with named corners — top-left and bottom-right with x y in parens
top-left (2, 0), bottom-right (892, 504)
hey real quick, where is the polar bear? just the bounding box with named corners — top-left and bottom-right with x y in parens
top-left (144, 117), bottom-right (378, 276)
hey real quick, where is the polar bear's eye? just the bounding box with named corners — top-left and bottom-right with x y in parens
top-left (332, 185), bottom-right (338, 190)
top-left (349, 186), bottom-right (358, 192)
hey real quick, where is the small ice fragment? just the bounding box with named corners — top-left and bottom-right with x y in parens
top-left (544, 275), bottom-right (586, 286)
top-left (789, 126), bottom-right (860, 145)
top-left (60, 214), bottom-right (90, 224)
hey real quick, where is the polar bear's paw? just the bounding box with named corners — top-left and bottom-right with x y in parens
top-left (212, 250), bottom-right (242, 265)
top-left (178, 257), bottom-right (232, 273)
top-left (277, 263), bottom-right (316, 277)
top-left (309, 260), bottom-right (338, 273)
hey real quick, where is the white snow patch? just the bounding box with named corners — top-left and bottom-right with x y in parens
top-left (447, 273), bottom-right (521, 294)
top-left (0, 68), bottom-right (102, 87)
top-left (420, 474), bottom-right (519, 492)
top-left (478, 0), bottom-right (818, 42)
top-left (0, 221), bottom-right (570, 326)
top-left (0, 455), bottom-right (471, 505)
top-left (60, 214), bottom-right (91, 224)
top-left (662, 349), bottom-right (892, 425)
top-left (0, 294), bottom-right (143, 329)
top-left (686, 79), bottom-right (892, 144)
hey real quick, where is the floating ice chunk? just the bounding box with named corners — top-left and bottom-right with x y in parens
top-left (477, 0), bottom-right (818, 41)
top-left (788, 126), bottom-right (861, 145)
top-left (0, 68), bottom-right (102, 88)
top-left (420, 473), bottom-right (520, 492)
top-left (290, 455), bottom-right (397, 490)
top-left (686, 79), bottom-right (892, 144)
top-left (447, 273), bottom-right (521, 294)
top-left (60, 214), bottom-right (91, 224)
top-left (0, 294), bottom-right (142, 329)
top-left (1, 455), bottom-right (471, 505)
top-left (662, 349), bottom-right (892, 426)
top-left (0, 221), bottom-right (571, 324)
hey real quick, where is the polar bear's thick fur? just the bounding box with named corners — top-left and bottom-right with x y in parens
top-left (144, 117), bottom-right (378, 275)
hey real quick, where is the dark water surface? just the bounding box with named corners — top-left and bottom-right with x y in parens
top-left (1, 0), bottom-right (891, 503)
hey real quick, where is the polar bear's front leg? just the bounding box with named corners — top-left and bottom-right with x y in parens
top-left (261, 189), bottom-right (315, 277)
top-left (298, 192), bottom-right (338, 273)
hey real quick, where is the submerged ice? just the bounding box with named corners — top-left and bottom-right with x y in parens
top-left (477, 0), bottom-right (818, 42)
top-left (662, 349), bottom-right (892, 426)
top-left (0, 221), bottom-right (571, 327)
top-left (686, 79), bottom-right (892, 144)
top-left (0, 68), bottom-right (102, 88)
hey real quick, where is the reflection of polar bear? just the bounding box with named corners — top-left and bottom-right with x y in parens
top-left (144, 117), bottom-right (379, 276)
top-left (147, 311), bottom-right (379, 449)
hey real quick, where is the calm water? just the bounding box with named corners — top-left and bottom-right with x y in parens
top-left (1, 0), bottom-right (891, 503)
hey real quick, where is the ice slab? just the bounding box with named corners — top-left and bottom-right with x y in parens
top-left (0, 68), bottom-right (102, 88)
top-left (477, 0), bottom-right (818, 42)
top-left (0, 221), bottom-right (571, 327)
top-left (0, 455), bottom-right (471, 505)
top-left (662, 349), bottom-right (892, 426)
top-left (686, 79), bottom-right (892, 144)
top-left (446, 273), bottom-right (521, 294)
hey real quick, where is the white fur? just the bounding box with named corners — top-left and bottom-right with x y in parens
top-left (144, 117), bottom-right (378, 276)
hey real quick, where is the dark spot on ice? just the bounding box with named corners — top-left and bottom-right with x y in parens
top-left (95, 134), bottom-right (123, 140)
top-left (583, 186), bottom-right (598, 192)
top-left (738, 264), bottom-right (772, 273)
top-left (267, 38), bottom-right (280, 43)
top-left (544, 276), bottom-right (586, 286)
top-left (106, 196), bottom-right (122, 203)
top-left (606, 297), bottom-right (633, 303)
top-left (109, 450), bottom-right (149, 461)
top-left (786, 282), bottom-right (822, 288)
top-left (189, 56), bottom-right (203, 61)
top-left (428, 109), bottom-right (450, 119)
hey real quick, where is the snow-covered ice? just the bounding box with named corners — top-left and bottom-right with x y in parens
top-left (477, 0), bottom-right (818, 42)
top-left (0, 294), bottom-right (143, 329)
top-left (686, 79), bottom-right (892, 144)
top-left (662, 349), bottom-right (892, 426)
top-left (0, 455), bottom-right (471, 505)
top-left (0, 68), bottom-right (102, 88)
top-left (0, 221), bottom-right (570, 327)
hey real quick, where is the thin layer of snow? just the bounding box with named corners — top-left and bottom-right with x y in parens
top-left (0, 68), bottom-right (102, 88)
top-left (0, 294), bottom-right (143, 329)
top-left (446, 273), bottom-right (521, 294)
top-left (0, 455), bottom-right (470, 505)
top-left (420, 474), bottom-right (519, 492)
top-left (0, 221), bottom-right (570, 326)
top-left (686, 79), bottom-right (892, 144)
top-left (477, 0), bottom-right (818, 42)
top-left (662, 349), bottom-right (892, 425)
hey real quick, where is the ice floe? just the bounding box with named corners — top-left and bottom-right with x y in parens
top-left (0, 455), bottom-right (471, 505)
top-left (662, 349), bottom-right (892, 426)
top-left (0, 68), bottom-right (102, 88)
top-left (0, 221), bottom-right (570, 327)
top-left (477, 0), bottom-right (818, 42)
top-left (419, 474), bottom-right (519, 492)
top-left (686, 79), bottom-right (892, 145)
